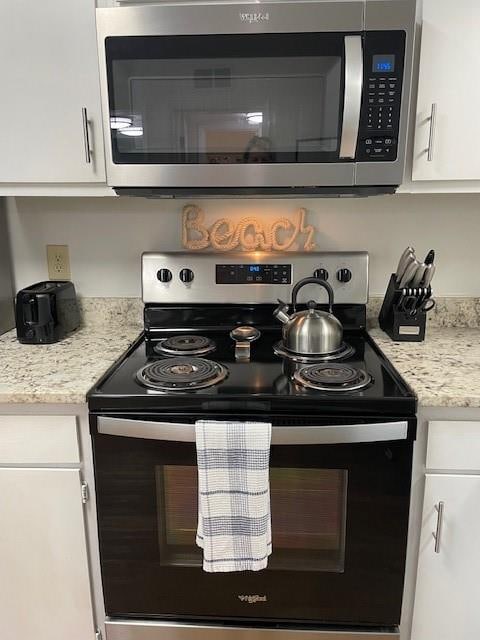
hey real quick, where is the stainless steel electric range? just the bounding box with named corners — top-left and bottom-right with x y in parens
top-left (88, 252), bottom-right (416, 640)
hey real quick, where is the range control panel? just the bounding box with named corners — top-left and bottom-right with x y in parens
top-left (142, 252), bottom-right (369, 305)
top-left (357, 31), bottom-right (406, 162)
top-left (216, 263), bottom-right (292, 285)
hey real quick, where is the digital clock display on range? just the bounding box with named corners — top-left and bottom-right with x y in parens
top-left (216, 263), bottom-right (292, 284)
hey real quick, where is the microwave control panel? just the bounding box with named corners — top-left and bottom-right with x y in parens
top-left (357, 31), bottom-right (406, 163)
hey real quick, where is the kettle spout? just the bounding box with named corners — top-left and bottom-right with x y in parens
top-left (273, 299), bottom-right (291, 324)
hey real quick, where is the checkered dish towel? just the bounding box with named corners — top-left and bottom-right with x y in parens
top-left (195, 420), bottom-right (272, 573)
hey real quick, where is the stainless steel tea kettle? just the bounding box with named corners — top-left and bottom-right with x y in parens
top-left (274, 277), bottom-right (343, 355)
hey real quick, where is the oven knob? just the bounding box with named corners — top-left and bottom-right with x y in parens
top-left (180, 268), bottom-right (194, 284)
top-left (157, 269), bottom-right (172, 283)
top-left (337, 268), bottom-right (352, 283)
top-left (314, 268), bottom-right (329, 281)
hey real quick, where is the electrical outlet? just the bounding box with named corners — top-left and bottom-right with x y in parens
top-left (47, 245), bottom-right (71, 280)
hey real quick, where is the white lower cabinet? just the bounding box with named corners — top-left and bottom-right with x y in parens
top-left (411, 421), bottom-right (480, 640)
top-left (0, 468), bottom-right (95, 640)
top-left (0, 412), bottom-right (98, 640)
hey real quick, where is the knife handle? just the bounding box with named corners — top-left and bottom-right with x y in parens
top-left (422, 264), bottom-right (436, 288)
top-left (411, 264), bottom-right (427, 288)
top-left (395, 247), bottom-right (415, 280)
top-left (398, 261), bottom-right (418, 288)
top-left (424, 249), bottom-right (435, 265)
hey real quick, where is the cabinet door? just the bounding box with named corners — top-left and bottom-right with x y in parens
top-left (411, 474), bottom-right (480, 640)
top-left (0, 0), bottom-right (105, 183)
top-left (412, 1), bottom-right (480, 181)
top-left (0, 469), bottom-right (96, 640)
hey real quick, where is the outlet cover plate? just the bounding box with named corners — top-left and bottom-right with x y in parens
top-left (47, 244), bottom-right (71, 280)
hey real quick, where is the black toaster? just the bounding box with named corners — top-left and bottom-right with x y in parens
top-left (15, 281), bottom-right (80, 344)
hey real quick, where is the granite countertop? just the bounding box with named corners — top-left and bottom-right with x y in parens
top-left (1, 303), bottom-right (480, 407)
top-left (369, 327), bottom-right (480, 408)
top-left (0, 326), bottom-right (141, 404)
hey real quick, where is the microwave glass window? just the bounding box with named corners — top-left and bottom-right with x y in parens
top-left (156, 465), bottom-right (347, 572)
top-left (106, 33), bottom-right (344, 164)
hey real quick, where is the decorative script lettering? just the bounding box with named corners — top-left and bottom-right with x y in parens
top-left (182, 205), bottom-right (316, 252)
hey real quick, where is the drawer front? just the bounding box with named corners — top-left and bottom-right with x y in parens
top-left (106, 620), bottom-right (399, 640)
top-left (427, 421), bottom-right (480, 472)
top-left (0, 416), bottom-right (79, 464)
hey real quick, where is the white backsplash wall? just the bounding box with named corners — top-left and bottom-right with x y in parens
top-left (6, 193), bottom-right (480, 297)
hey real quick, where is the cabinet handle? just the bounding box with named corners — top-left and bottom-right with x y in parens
top-left (426, 103), bottom-right (437, 162)
top-left (82, 107), bottom-right (92, 164)
top-left (432, 501), bottom-right (444, 553)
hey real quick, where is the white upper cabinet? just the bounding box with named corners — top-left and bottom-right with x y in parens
top-left (0, 0), bottom-right (105, 184)
top-left (412, 0), bottom-right (480, 181)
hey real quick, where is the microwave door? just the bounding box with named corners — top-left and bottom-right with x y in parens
top-left (100, 29), bottom-right (358, 191)
top-left (339, 35), bottom-right (363, 159)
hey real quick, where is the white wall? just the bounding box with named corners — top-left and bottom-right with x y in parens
top-left (7, 193), bottom-right (480, 297)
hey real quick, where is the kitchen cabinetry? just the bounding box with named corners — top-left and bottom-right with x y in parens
top-left (0, 415), bottom-right (97, 640)
top-left (0, 0), bottom-right (106, 188)
top-left (412, 0), bottom-right (480, 182)
top-left (410, 421), bottom-right (480, 640)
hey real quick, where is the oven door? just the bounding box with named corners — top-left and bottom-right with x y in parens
top-left (96, 2), bottom-right (364, 191)
top-left (92, 414), bottom-right (414, 629)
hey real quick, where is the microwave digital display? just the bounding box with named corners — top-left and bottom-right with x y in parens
top-left (372, 54), bottom-right (395, 73)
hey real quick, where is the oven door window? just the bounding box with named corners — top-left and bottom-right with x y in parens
top-left (157, 465), bottom-right (347, 572)
top-left (105, 33), bottom-right (344, 164)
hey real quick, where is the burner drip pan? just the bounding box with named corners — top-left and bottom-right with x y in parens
top-left (154, 335), bottom-right (216, 357)
top-left (136, 357), bottom-right (227, 391)
top-left (273, 341), bottom-right (355, 363)
top-left (294, 363), bottom-right (372, 392)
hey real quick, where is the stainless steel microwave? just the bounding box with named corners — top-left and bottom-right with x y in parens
top-left (96, 0), bottom-right (416, 197)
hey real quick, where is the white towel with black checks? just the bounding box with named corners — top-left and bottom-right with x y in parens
top-left (195, 420), bottom-right (272, 573)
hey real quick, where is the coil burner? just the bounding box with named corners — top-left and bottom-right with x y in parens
top-left (294, 363), bottom-right (372, 392)
top-left (273, 341), bottom-right (355, 363)
top-left (154, 335), bottom-right (216, 357)
top-left (136, 357), bottom-right (227, 391)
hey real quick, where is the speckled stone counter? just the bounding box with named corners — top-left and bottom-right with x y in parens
top-left (2, 295), bottom-right (480, 407)
top-left (0, 326), bottom-right (141, 404)
top-left (369, 327), bottom-right (480, 408)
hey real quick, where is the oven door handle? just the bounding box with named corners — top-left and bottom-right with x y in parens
top-left (339, 35), bottom-right (363, 159)
top-left (97, 417), bottom-right (408, 445)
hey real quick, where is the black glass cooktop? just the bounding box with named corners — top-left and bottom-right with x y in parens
top-left (88, 328), bottom-right (416, 417)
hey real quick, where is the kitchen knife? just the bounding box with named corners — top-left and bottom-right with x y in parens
top-left (395, 247), bottom-right (415, 281)
top-left (422, 264), bottom-right (436, 288)
top-left (398, 261), bottom-right (418, 288)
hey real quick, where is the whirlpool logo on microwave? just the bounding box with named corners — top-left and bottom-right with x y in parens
top-left (239, 12), bottom-right (270, 23)
top-left (238, 595), bottom-right (268, 603)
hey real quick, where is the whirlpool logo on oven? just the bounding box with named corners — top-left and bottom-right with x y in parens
top-left (239, 12), bottom-right (270, 23)
top-left (238, 595), bottom-right (268, 603)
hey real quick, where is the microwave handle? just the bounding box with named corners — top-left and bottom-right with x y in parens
top-left (97, 416), bottom-right (407, 445)
top-left (339, 35), bottom-right (363, 159)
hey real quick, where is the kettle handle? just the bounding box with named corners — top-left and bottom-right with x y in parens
top-left (291, 277), bottom-right (334, 313)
